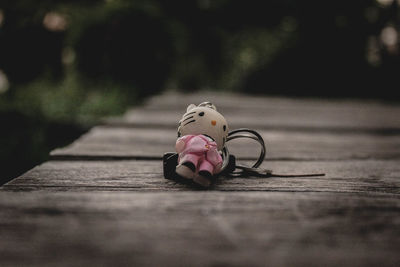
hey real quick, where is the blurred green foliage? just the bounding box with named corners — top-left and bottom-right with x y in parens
top-left (1, 0), bottom-right (400, 99)
top-left (0, 0), bottom-right (399, 183)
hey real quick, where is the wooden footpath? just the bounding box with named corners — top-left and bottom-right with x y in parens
top-left (1, 92), bottom-right (400, 266)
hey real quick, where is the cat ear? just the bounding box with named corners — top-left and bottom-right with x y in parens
top-left (186, 104), bottom-right (196, 112)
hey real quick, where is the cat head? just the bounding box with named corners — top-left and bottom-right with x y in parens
top-left (177, 102), bottom-right (229, 150)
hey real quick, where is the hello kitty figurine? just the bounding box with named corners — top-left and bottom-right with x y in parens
top-left (175, 102), bottom-right (229, 187)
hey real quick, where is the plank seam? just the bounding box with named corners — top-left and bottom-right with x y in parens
top-left (2, 184), bottom-right (399, 195)
top-left (48, 155), bottom-right (400, 161)
top-left (100, 122), bottom-right (400, 136)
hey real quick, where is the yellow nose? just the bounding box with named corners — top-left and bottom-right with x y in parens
top-left (211, 120), bottom-right (216, 126)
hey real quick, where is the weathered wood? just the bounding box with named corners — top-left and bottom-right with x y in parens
top-left (109, 108), bottom-right (400, 133)
top-left (2, 91), bottom-right (400, 267)
top-left (107, 92), bottom-right (400, 132)
top-left (144, 91), bottom-right (400, 115)
top-left (0, 191), bottom-right (399, 267)
top-left (50, 126), bottom-right (400, 160)
top-left (2, 159), bottom-right (399, 194)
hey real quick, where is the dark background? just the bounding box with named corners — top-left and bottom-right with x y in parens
top-left (0, 0), bottom-right (399, 184)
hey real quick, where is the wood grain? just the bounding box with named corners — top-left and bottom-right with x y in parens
top-left (50, 126), bottom-right (400, 160)
top-left (0, 191), bottom-right (399, 267)
top-left (107, 92), bottom-right (400, 132)
top-left (2, 91), bottom-right (400, 266)
top-left (2, 159), bottom-right (399, 194)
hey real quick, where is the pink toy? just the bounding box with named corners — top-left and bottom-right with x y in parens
top-left (175, 102), bottom-right (228, 187)
top-left (176, 134), bottom-right (222, 174)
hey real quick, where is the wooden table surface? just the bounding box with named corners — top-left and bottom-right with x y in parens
top-left (1, 92), bottom-right (400, 266)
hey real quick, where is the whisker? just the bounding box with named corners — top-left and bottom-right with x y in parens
top-left (184, 111), bottom-right (196, 117)
top-left (181, 116), bottom-right (194, 123)
top-left (183, 119), bottom-right (196, 126)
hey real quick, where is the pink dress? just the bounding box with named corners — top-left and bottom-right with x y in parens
top-left (175, 135), bottom-right (223, 175)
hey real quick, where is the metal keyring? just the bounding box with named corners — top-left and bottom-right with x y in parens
top-left (221, 128), bottom-right (266, 173)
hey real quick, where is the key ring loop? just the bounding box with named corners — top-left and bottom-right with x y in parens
top-left (221, 128), bottom-right (266, 173)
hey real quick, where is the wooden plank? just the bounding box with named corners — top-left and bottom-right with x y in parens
top-left (0, 191), bottom-right (399, 266)
top-left (2, 91), bottom-right (400, 267)
top-left (107, 92), bottom-right (400, 132)
top-left (144, 91), bottom-right (400, 114)
top-left (109, 108), bottom-right (400, 133)
top-left (50, 126), bottom-right (400, 161)
top-left (2, 159), bottom-right (399, 194)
